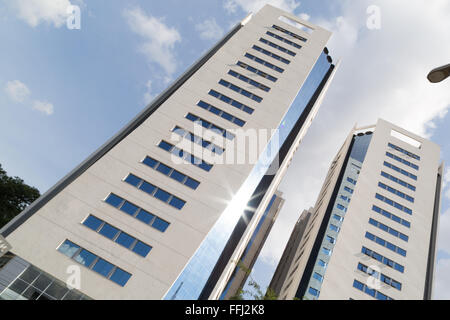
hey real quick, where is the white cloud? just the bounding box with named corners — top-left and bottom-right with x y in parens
top-left (143, 80), bottom-right (155, 105)
top-left (124, 7), bottom-right (181, 76)
top-left (298, 13), bottom-right (310, 21)
top-left (11, 0), bottom-right (75, 28)
top-left (32, 100), bottom-right (54, 115)
top-left (223, 0), bottom-right (300, 14)
top-left (251, 0), bottom-right (450, 293)
top-left (4, 80), bottom-right (31, 103)
top-left (435, 258), bottom-right (450, 299)
top-left (195, 18), bottom-right (225, 41)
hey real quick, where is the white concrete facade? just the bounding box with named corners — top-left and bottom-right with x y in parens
top-left (270, 119), bottom-right (442, 300)
top-left (1, 5), bottom-right (335, 300)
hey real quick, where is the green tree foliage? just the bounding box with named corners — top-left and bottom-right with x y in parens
top-left (228, 260), bottom-right (278, 300)
top-left (0, 164), bottom-right (40, 229)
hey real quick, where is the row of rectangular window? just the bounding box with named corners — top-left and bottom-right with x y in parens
top-left (386, 151), bottom-right (419, 170)
top-left (82, 215), bottom-right (152, 257)
top-left (313, 272), bottom-right (323, 282)
top-left (369, 218), bottom-right (409, 242)
top-left (172, 126), bottom-right (225, 155)
top-left (272, 24), bottom-right (307, 43)
top-left (336, 204), bottom-right (347, 212)
top-left (105, 193), bottom-right (170, 232)
top-left (186, 113), bottom-right (235, 140)
top-left (384, 161), bottom-right (417, 181)
top-left (388, 143), bottom-right (420, 161)
top-left (252, 45), bottom-right (290, 65)
top-left (375, 193), bottom-right (412, 215)
top-left (333, 214), bottom-right (344, 222)
top-left (326, 235), bottom-right (336, 244)
top-left (372, 205), bottom-right (411, 228)
top-left (344, 186), bottom-right (354, 194)
top-left (209, 89), bottom-right (254, 114)
top-left (265, 31), bottom-right (302, 49)
top-left (236, 61), bottom-right (277, 82)
top-left (244, 53), bottom-right (284, 73)
top-left (361, 246), bottom-right (405, 273)
top-left (142, 156), bottom-right (200, 190)
top-left (340, 195), bottom-right (351, 203)
top-left (58, 240), bottom-right (132, 287)
top-left (357, 263), bottom-right (402, 291)
top-left (381, 171), bottom-right (416, 192)
top-left (352, 279), bottom-right (393, 300)
top-left (330, 224), bottom-right (340, 232)
top-left (259, 37), bottom-right (296, 56)
top-left (365, 232), bottom-right (407, 257)
top-left (347, 177), bottom-right (357, 185)
top-left (158, 140), bottom-right (213, 172)
top-left (124, 173), bottom-right (186, 210)
top-left (197, 100), bottom-right (246, 127)
top-left (228, 70), bottom-right (270, 92)
top-left (219, 79), bottom-right (263, 103)
top-left (378, 182), bottom-right (414, 203)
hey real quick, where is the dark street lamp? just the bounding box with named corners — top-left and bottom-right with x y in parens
top-left (427, 64), bottom-right (450, 83)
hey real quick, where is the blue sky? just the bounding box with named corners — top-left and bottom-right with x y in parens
top-left (1, 0), bottom-right (449, 299)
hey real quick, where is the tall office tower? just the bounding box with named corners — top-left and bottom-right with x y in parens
top-left (269, 119), bottom-right (443, 300)
top-left (0, 5), bottom-right (337, 300)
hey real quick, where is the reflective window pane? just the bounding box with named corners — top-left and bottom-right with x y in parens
top-left (116, 232), bottom-right (135, 249)
top-left (99, 223), bottom-right (120, 240)
top-left (58, 240), bottom-right (80, 259)
top-left (83, 215), bottom-right (103, 231)
top-left (154, 189), bottom-right (171, 203)
top-left (142, 156), bottom-right (158, 168)
top-left (132, 241), bottom-right (152, 257)
top-left (92, 259), bottom-right (115, 278)
top-left (105, 194), bottom-right (123, 208)
top-left (136, 209), bottom-right (154, 225)
top-left (152, 218), bottom-right (170, 232)
top-left (73, 249), bottom-right (97, 268)
top-left (110, 268), bottom-right (132, 287)
top-left (139, 181), bottom-right (157, 195)
top-left (120, 201), bottom-right (139, 216)
top-left (124, 174), bottom-right (141, 187)
top-left (169, 197), bottom-right (186, 210)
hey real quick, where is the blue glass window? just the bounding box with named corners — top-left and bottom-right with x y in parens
top-left (318, 260), bottom-right (327, 268)
top-left (388, 143), bottom-right (420, 161)
top-left (236, 61), bottom-right (278, 82)
top-left (185, 178), bottom-right (200, 190)
top-left (156, 163), bottom-right (172, 175)
top-left (322, 247), bottom-right (332, 255)
top-left (158, 141), bottom-right (173, 152)
top-left (73, 249), bottom-right (97, 268)
top-left (133, 241), bottom-right (152, 257)
top-left (110, 269), bottom-right (132, 287)
top-left (265, 31), bottom-right (302, 49)
top-left (208, 90), bottom-right (254, 114)
top-left (124, 174), bottom-right (141, 187)
top-left (252, 45), bottom-right (290, 64)
top-left (99, 223), bottom-right (120, 240)
top-left (92, 259), bottom-right (115, 277)
top-left (105, 194), bottom-right (123, 208)
top-left (58, 240), bottom-right (80, 258)
top-left (154, 189), bottom-right (171, 203)
top-left (308, 287), bottom-right (319, 297)
top-left (152, 218), bottom-right (170, 232)
top-left (259, 37), bottom-right (296, 56)
top-left (142, 156), bottom-right (158, 168)
top-left (169, 197), bottom-right (186, 210)
top-left (121, 201), bottom-right (139, 216)
top-left (170, 170), bottom-right (186, 183)
top-left (244, 52), bottom-right (284, 73)
top-left (383, 161), bottom-right (417, 180)
top-left (136, 209), bottom-right (154, 224)
top-left (116, 232), bottom-right (135, 249)
top-left (272, 24), bottom-right (307, 43)
top-left (83, 215), bottom-right (103, 231)
top-left (313, 273), bottom-right (323, 282)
